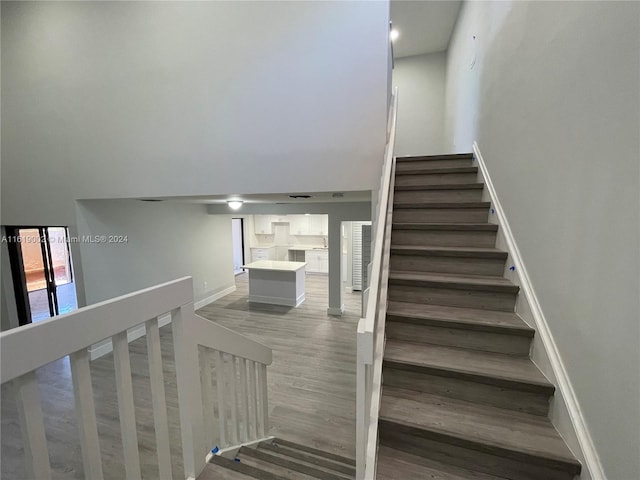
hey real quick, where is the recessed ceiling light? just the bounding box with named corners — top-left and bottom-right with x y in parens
top-left (390, 29), bottom-right (399, 42)
top-left (227, 200), bottom-right (243, 210)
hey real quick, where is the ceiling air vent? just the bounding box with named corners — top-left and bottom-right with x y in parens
top-left (289, 195), bottom-right (312, 199)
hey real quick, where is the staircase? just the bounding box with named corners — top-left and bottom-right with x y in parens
top-left (200, 437), bottom-right (356, 479)
top-left (376, 154), bottom-right (582, 480)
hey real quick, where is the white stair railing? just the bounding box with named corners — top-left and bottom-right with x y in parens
top-left (356, 87), bottom-right (398, 480)
top-left (0, 276), bottom-right (272, 480)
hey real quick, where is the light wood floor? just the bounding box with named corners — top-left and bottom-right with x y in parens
top-left (1, 273), bottom-right (360, 479)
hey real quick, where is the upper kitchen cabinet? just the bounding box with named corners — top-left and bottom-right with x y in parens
top-left (254, 215), bottom-right (273, 234)
top-left (289, 215), bottom-right (309, 235)
top-left (309, 215), bottom-right (328, 236)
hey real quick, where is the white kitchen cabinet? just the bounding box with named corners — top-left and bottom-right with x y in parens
top-left (308, 215), bottom-right (329, 236)
top-left (253, 215), bottom-right (273, 234)
top-left (305, 249), bottom-right (328, 274)
top-left (250, 247), bottom-right (275, 262)
top-left (288, 215), bottom-right (310, 235)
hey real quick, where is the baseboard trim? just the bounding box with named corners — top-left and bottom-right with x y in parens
top-left (89, 284), bottom-right (236, 361)
top-left (472, 141), bottom-right (605, 480)
top-left (195, 285), bottom-right (237, 310)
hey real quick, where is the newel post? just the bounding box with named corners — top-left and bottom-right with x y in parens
top-left (172, 299), bottom-right (206, 479)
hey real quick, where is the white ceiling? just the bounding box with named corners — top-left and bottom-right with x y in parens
top-left (391, 0), bottom-right (462, 58)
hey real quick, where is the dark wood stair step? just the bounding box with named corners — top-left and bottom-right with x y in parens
top-left (397, 153), bottom-right (474, 162)
top-left (389, 271), bottom-right (518, 294)
top-left (258, 442), bottom-right (355, 476)
top-left (386, 301), bottom-right (533, 336)
top-left (390, 246), bottom-right (508, 277)
top-left (394, 183), bottom-right (484, 191)
top-left (208, 455), bottom-right (286, 480)
top-left (376, 445), bottom-right (505, 480)
top-left (392, 223), bottom-right (497, 231)
top-left (269, 438), bottom-right (355, 466)
top-left (379, 388), bottom-right (581, 477)
top-left (391, 245), bottom-right (507, 259)
top-left (390, 223), bottom-right (499, 248)
top-left (395, 166), bottom-right (478, 176)
top-left (239, 446), bottom-right (347, 480)
top-left (383, 340), bottom-right (552, 392)
top-left (385, 301), bottom-right (533, 355)
top-left (393, 201), bottom-right (490, 209)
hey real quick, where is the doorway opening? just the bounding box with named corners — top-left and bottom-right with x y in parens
top-left (232, 218), bottom-right (245, 275)
top-left (5, 226), bottom-right (78, 325)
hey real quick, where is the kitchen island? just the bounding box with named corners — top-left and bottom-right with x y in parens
top-left (242, 260), bottom-right (306, 307)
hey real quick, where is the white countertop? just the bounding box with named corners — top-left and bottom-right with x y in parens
top-left (287, 246), bottom-right (327, 251)
top-left (243, 260), bottom-right (307, 271)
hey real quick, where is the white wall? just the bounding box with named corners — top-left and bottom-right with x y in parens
top-left (444, 2), bottom-right (640, 479)
top-left (76, 200), bottom-right (235, 305)
top-left (1, 1), bottom-right (389, 227)
top-left (392, 52), bottom-right (446, 156)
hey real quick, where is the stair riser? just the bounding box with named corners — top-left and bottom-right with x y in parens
top-left (382, 366), bottom-right (550, 416)
top-left (378, 428), bottom-right (576, 480)
top-left (391, 230), bottom-right (498, 248)
top-left (396, 159), bottom-right (474, 170)
top-left (388, 284), bottom-right (517, 312)
top-left (390, 254), bottom-right (506, 276)
top-left (393, 208), bottom-right (489, 224)
top-left (385, 321), bottom-right (532, 356)
top-left (395, 172), bottom-right (478, 186)
top-left (394, 189), bottom-right (483, 203)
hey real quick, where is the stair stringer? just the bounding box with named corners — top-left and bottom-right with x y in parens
top-left (472, 142), bottom-right (604, 480)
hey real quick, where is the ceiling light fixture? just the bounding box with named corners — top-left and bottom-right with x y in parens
top-left (227, 200), bottom-right (243, 210)
top-left (390, 29), bottom-right (399, 42)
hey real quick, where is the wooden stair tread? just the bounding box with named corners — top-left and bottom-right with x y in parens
top-left (391, 245), bottom-right (507, 259)
top-left (389, 271), bottom-right (519, 293)
top-left (386, 301), bottom-right (533, 335)
top-left (239, 446), bottom-right (347, 480)
top-left (376, 445), bottom-right (503, 480)
top-left (270, 437), bottom-right (356, 466)
top-left (394, 183), bottom-right (484, 191)
top-left (379, 387), bottom-right (580, 473)
top-left (199, 459), bottom-right (258, 480)
top-left (393, 202), bottom-right (490, 209)
top-left (208, 455), bottom-right (285, 480)
top-left (392, 223), bottom-right (498, 231)
top-left (384, 340), bottom-right (551, 390)
top-left (259, 442), bottom-right (356, 476)
top-left (395, 166), bottom-right (478, 175)
top-left (397, 153), bottom-right (474, 162)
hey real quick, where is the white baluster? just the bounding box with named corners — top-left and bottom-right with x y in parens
top-left (248, 360), bottom-right (258, 439)
top-left (215, 350), bottom-right (227, 446)
top-left (70, 349), bottom-right (103, 480)
top-left (200, 347), bottom-right (216, 451)
top-left (112, 331), bottom-right (142, 480)
top-left (238, 358), bottom-right (249, 442)
top-left (229, 356), bottom-right (239, 444)
top-left (145, 319), bottom-right (172, 480)
top-left (14, 371), bottom-right (52, 480)
top-left (259, 363), bottom-right (269, 437)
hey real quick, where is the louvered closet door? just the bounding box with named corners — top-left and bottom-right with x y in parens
top-left (351, 222), bottom-right (366, 290)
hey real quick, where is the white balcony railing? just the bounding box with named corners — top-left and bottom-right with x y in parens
top-left (356, 87), bottom-right (398, 479)
top-left (0, 276), bottom-right (272, 480)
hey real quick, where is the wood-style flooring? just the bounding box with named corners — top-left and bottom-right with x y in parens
top-left (1, 273), bottom-right (360, 479)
